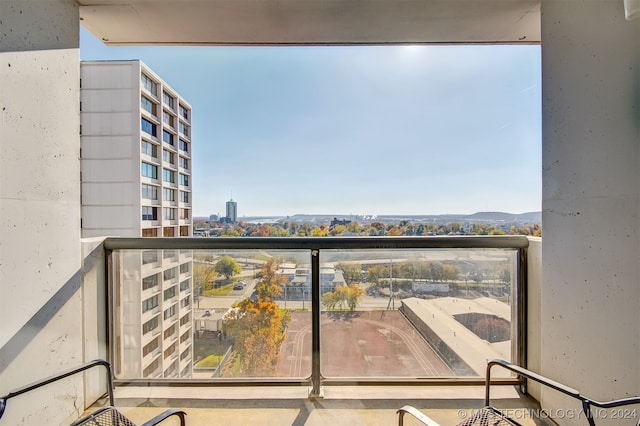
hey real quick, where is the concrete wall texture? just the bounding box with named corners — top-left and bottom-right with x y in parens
top-left (0, 1), bottom-right (85, 424)
top-left (540, 2), bottom-right (640, 423)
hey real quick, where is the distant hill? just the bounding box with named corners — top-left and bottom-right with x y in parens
top-left (466, 211), bottom-right (541, 223)
top-left (252, 212), bottom-right (542, 226)
top-left (200, 212), bottom-right (542, 227)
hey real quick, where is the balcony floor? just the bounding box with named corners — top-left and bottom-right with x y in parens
top-left (106, 385), bottom-right (551, 426)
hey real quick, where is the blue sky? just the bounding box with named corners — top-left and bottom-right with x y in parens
top-left (80, 27), bottom-right (541, 218)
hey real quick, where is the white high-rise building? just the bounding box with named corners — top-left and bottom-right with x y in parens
top-left (226, 198), bottom-right (237, 223)
top-left (80, 60), bottom-right (194, 378)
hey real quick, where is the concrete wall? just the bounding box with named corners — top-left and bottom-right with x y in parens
top-left (540, 0), bottom-right (640, 422)
top-left (0, 1), bottom-right (86, 424)
top-left (81, 61), bottom-right (141, 238)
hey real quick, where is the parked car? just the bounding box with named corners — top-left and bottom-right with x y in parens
top-left (233, 283), bottom-right (244, 290)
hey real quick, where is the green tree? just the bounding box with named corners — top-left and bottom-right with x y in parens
top-left (336, 262), bottom-right (361, 284)
top-left (322, 291), bottom-right (341, 310)
top-left (194, 262), bottom-right (217, 292)
top-left (442, 264), bottom-right (460, 282)
top-left (215, 255), bottom-right (242, 279)
top-left (321, 284), bottom-right (365, 311)
top-left (366, 265), bottom-right (388, 286)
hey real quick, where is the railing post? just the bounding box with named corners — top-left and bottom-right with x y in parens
top-left (309, 249), bottom-right (323, 397)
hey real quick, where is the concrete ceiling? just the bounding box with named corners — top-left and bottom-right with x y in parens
top-left (78, 0), bottom-right (540, 45)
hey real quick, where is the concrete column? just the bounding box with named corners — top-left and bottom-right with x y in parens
top-left (0, 1), bottom-right (83, 424)
top-left (541, 0), bottom-right (639, 420)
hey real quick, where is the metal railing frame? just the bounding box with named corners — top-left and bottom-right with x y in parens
top-left (104, 236), bottom-right (529, 396)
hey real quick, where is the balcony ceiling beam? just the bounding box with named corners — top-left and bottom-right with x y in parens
top-left (78, 0), bottom-right (540, 45)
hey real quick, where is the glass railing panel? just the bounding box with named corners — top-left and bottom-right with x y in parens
top-left (318, 248), bottom-right (518, 379)
top-left (111, 248), bottom-right (312, 380)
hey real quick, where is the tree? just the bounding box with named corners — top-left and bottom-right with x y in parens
top-left (321, 284), bottom-right (365, 311)
top-left (336, 262), bottom-right (361, 284)
top-left (223, 259), bottom-right (291, 376)
top-left (366, 265), bottom-right (388, 286)
top-left (255, 258), bottom-right (287, 300)
top-left (215, 255), bottom-right (241, 279)
top-left (194, 263), bottom-right (217, 292)
top-left (223, 298), bottom-right (290, 376)
top-left (322, 291), bottom-right (341, 310)
top-left (344, 284), bottom-right (365, 311)
top-left (442, 264), bottom-right (460, 282)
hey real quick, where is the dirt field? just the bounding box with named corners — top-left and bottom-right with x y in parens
top-left (277, 310), bottom-right (453, 378)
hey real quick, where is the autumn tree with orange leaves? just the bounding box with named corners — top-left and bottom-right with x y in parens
top-left (223, 259), bottom-right (291, 376)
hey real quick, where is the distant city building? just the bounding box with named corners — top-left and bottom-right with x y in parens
top-left (331, 217), bottom-right (352, 227)
top-left (209, 214), bottom-right (219, 221)
top-left (80, 60), bottom-right (194, 379)
top-left (226, 198), bottom-right (238, 223)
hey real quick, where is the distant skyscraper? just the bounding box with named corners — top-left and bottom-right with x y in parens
top-left (226, 198), bottom-right (238, 223)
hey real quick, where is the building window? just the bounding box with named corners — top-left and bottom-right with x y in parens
top-left (163, 250), bottom-right (176, 260)
top-left (141, 118), bottom-right (157, 137)
top-left (142, 206), bottom-right (158, 221)
top-left (163, 227), bottom-right (175, 237)
top-left (180, 347), bottom-right (190, 360)
top-left (179, 191), bottom-right (189, 203)
top-left (142, 358), bottom-right (159, 377)
top-left (141, 140), bottom-right (157, 158)
top-left (142, 316), bottom-right (159, 335)
top-left (179, 208), bottom-right (190, 220)
top-left (164, 285), bottom-right (177, 301)
top-left (164, 343), bottom-right (177, 360)
top-left (179, 313), bottom-right (190, 326)
top-left (163, 304), bottom-right (176, 321)
top-left (163, 188), bottom-right (175, 202)
top-left (142, 295), bottom-right (159, 313)
top-left (163, 111), bottom-right (174, 127)
top-left (163, 92), bottom-right (175, 109)
top-left (179, 263), bottom-right (190, 274)
top-left (180, 279), bottom-right (190, 291)
top-left (178, 156), bottom-right (189, 169)
top-left (179, 104), bottom-right (189, 120)
top-left (163, 169), bottom-right (175, 183)
top-left (141, 73), bottom-right (157, 96)
top-left (163, 207), bottom-right (176, 220)
top-left (180, 296), bottom-right (190, 308)
top-left (142, 337), bottom-right (159, 357)
top-left (163, 267), bottom-right (176, 281)
top-left (142, 273), bottom-right (159, 290)
top-left (142, 251), bottom-right (159, 265)
top-left (141, 184), bottom-right (158, 200)
top-left (142, 228), bottom-right (158, 237)
top-left (162, 130), bottom-right (174, 145)
top-left (179, 226), bottom-right (190, 236)
top-left (164, 324), bottom-right (177, 340)
top-left (178, 122), bottom-right (189, 137)
top-left (141, 96), bottom-right (156, 116)
top-left (179, 173), bottom-right (189, 187)
top-left (180, 331), bottom-right (190, 344)
top-left (163, 149), bottom-right (175, 165)
top-left (141, 162), bottom-right (158, 179)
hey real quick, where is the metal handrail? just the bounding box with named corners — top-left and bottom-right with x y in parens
top-left (104, 235), bottom-right (529, 251)
top-left (0, 359), bottom-right (114, 420)
top-left (486, 360), bottom-right (640, 426)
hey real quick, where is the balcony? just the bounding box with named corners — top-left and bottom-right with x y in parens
top-left (28, 235), bottom-right (548, 425)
